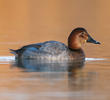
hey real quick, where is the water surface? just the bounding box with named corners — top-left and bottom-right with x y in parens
top-left (0, 55), bottom-right (109, 100)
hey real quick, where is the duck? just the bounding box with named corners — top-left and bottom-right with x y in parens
top-left (10, 27), bottom-right (100, 61)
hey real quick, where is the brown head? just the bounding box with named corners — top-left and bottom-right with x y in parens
top-left (68, 27), bottom-right (100, 50)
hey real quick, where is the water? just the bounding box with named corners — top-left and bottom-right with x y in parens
top-left (0, 55), bottom-right (109, 100)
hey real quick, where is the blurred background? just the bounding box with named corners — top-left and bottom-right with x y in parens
top-left (0, 0), bottom-right (109, 57)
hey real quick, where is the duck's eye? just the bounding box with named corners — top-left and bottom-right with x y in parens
top-left (79, 32), bottom-right (85, 38)
top-left (81, 32), bottom-right (85, 35)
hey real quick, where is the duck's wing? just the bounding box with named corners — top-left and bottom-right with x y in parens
top-left (10, 43), bottom-right (42, 55)
top-left (10, 41), bottom-right (68, 56)
top-left (39, 41), bottom-right (68, 55)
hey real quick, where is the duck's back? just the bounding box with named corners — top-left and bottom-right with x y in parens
top-left (39, 41), bottom-right (68, 55)
top-left (12, 41), bottom-right (70, 59)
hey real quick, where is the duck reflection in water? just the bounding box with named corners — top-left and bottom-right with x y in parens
top-left (13, 59), bottom-right (95, 89)
top-left (11, 59), bottom-right (96, 91)
top-left (12, 58), bottom-right (85, 72)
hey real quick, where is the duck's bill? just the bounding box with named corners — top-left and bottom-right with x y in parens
top-left (87, 35), bottom-right (101, 44)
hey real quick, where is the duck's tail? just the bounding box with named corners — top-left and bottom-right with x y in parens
top-left (9, 49), bottom-right (18, 55)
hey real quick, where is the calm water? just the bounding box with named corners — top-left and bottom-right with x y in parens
top-left (0, 50), bottom-right (110, 100)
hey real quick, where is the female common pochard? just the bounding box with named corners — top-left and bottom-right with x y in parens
top-left (10, 27), bottom-right (100, 61)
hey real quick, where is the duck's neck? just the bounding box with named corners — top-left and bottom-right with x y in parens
top-left (68, 33), bottom-right (81, 50)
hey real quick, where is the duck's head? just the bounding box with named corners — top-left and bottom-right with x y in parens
top-left (68, 27), bottom-right (100, 50)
